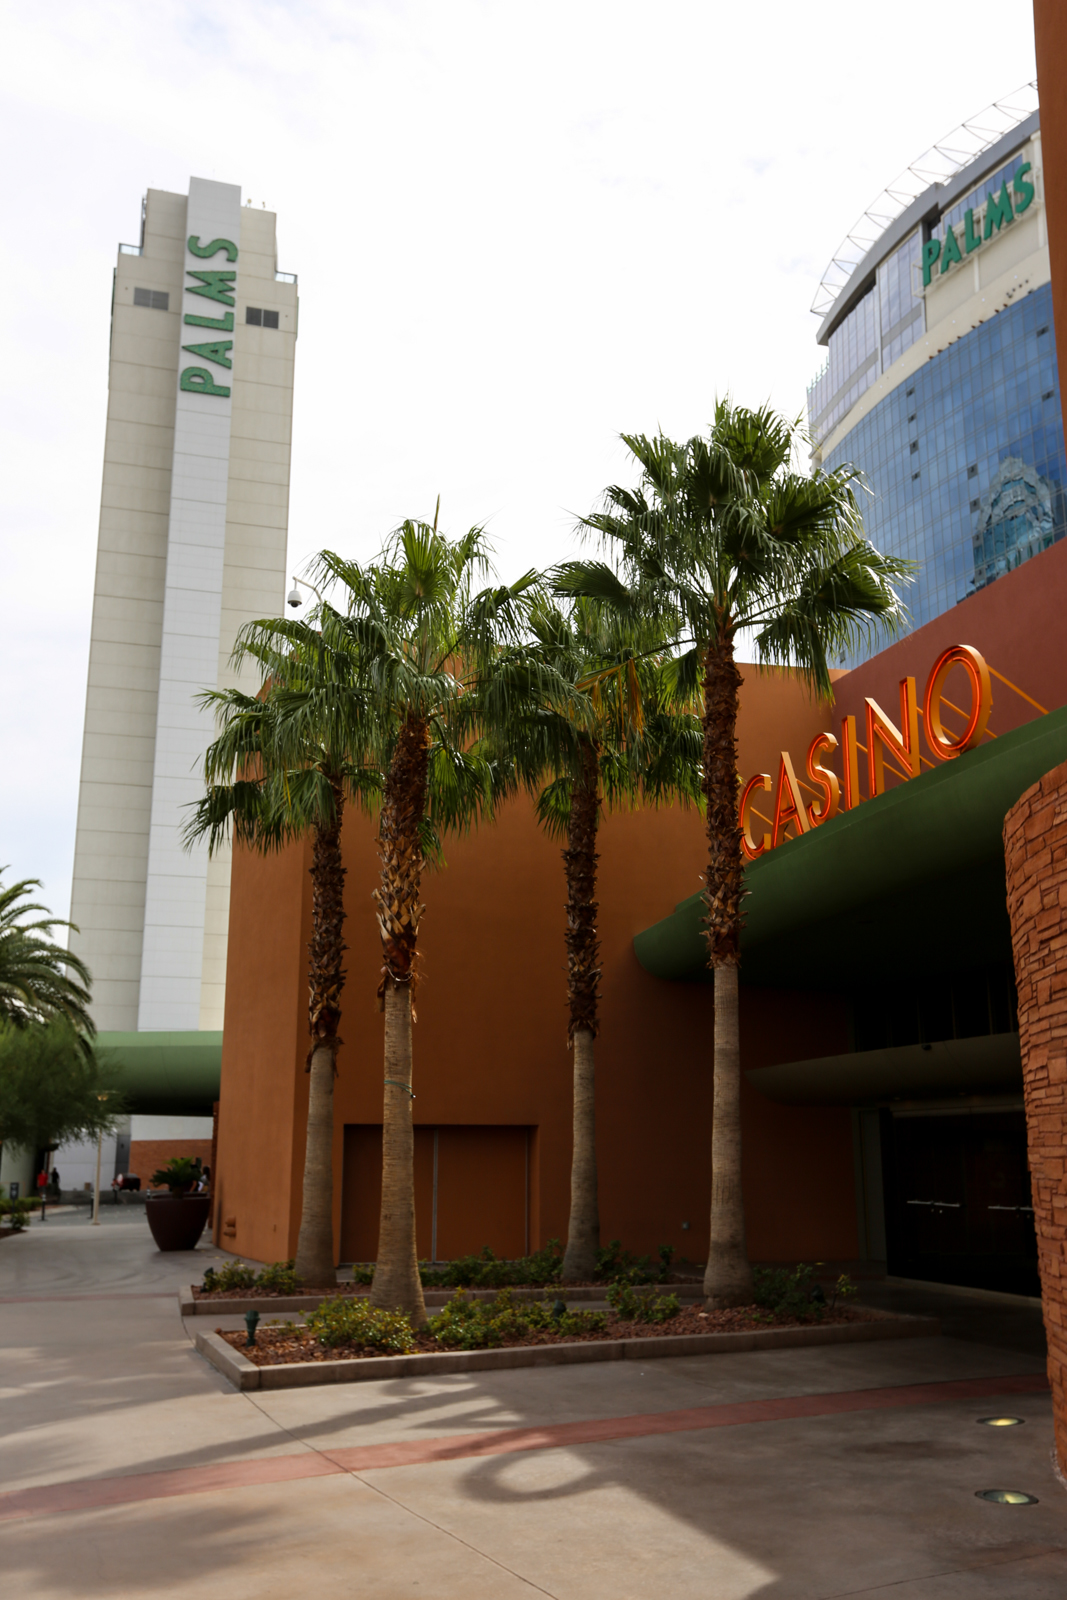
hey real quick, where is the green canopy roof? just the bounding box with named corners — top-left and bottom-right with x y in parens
top-left (635, 704), bottom-right (1067, 990)
top-left (96, 1031), bottom-right (222, 1115)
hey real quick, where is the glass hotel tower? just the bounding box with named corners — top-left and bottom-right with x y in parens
top-left (808, 94), bottom-right (1065, 664)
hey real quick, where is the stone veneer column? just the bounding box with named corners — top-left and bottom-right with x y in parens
top-left (1004, 759), bottom-right (1067, 1480)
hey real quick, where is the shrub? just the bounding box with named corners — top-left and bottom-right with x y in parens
top-left (0, 1197), bottom-right (36, 1232)
top-left (150, 1156), bottom-right (202, 1196)
top-left (201, 1261), bottom-right (257, 1293)
top-left (257, 1260), bottom-right (298, 1293)
top-left (305, 1297), bottom-right (415, 1355)
top-left (606, 1281), bottom-right (680, 1324)
top-left (427, 1288), bottom-right (606, 1350)
top-left (594, 1240), bottom-right (675, 1284)
top-left (752, 1263), bottom-right (855, 1321)
top-left (348, 1264), bottom-right (374, 1286)
top-left (419, 1239), bottom-right (564, 1290)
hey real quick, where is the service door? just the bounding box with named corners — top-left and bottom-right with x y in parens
top-left (341, 1124), bottom-right (530, 1264)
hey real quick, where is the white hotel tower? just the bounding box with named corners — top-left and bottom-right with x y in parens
top-left (71, 178), bottom-right (297, 1035)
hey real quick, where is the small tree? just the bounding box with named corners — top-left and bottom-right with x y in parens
top-left (186, 609), bottom-right (379, 1287)
top-left (519, 597), bottom-right (703, 1282)
top-left (0, 1020), bottom-right (124, 1158)
top-left (309, 517), bottom-right (578, 1323)
top-left (561, 404), bottom-right (909, 1306)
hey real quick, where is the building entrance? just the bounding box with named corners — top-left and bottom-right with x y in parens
top-left (882, 1109), bottom-right (1038, 1296)
top-left (340, 1124), bottom-right (531, 1265)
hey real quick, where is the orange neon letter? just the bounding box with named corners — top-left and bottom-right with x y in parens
top-left (865, 677), bottom-right (919, 796)
top-left (923, 644), bottom-right (992, 759)
top-left (772, 753), bottom-right (810, 848)
top-left (739, 773), bottom-right (772, 860)
top-left (805, 732), bottom-right (840, 826)
top-left (840, 715), bottom-right (861, 809)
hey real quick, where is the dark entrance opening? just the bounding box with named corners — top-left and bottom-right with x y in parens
top-left (882, 1109), bottom-right (1038, 1296)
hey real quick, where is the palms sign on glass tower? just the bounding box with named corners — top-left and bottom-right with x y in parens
top-left (180, 235), bottom-right (238, 397)
top-left (922, 166), bottom-right (1035, 285)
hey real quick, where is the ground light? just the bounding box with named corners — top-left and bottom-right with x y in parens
top-left (976, 1416), bottom-right (1026, 1427)
top-left (975, 1490), bottom-right (1039, 1504)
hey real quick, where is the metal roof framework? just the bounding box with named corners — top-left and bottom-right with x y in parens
top-left (811, 82), bottom-right (1040, 321)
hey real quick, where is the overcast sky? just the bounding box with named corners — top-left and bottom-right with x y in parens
top-left (0, 0), bottom-right (1039, 927)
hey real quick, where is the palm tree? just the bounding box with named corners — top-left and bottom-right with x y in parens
top-left (519, 598), bottom-right (703, 1282)
top-left (0, 875), bottom-right (94, 1038)
top-left (559, 403), bottom-right (910, 1307)
top-left (186, 610), bottom-right (379, 1288)
top-left (308, 516), bottom-right (576, 1323)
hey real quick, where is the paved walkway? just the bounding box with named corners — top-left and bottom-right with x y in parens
top-left (1, 1218), bottom-right (1064, 1598)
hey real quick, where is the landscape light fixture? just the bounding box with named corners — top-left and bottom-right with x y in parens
top-left (977, 1416), bottom-right (1025, 1427)
top-left (975, 1489), bottom-right (1038, 1504)
top-left (245, 1308), bottom-right (260, 1347)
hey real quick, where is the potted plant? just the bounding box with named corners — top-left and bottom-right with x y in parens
top-left (145, 1157), bottom-right (210, 1252)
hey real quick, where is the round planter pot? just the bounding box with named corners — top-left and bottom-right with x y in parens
top-left (145, 1194), bottom-right (211, 1252)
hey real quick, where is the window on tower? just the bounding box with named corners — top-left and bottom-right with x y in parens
top-left (133, 288), bottom-right (169, 310)
top-left (245, 307), bottom-right (280, 328)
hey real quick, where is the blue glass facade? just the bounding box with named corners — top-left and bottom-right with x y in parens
top-left (822, 282), bottom-right (1067, 666)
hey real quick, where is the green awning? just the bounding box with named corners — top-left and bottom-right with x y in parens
top-left (745, 1032), bottom-right (1022, 1106)
top-left (634, 703), bottom-right (1067, 989)
top-left (96, 1031), bottom-right (222, 1115)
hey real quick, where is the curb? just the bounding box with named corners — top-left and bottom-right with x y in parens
top-left (193, 1308), bottom-right (939, 1391)
top-left (179, 1284), bottom-right (703, 1317)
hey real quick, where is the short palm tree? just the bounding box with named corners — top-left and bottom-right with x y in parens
top-left (0, 875), bottom-right (94, 1037)
top-left (559, 403), bottom-right (910, 1307)
top-left (308, 517), bottom-right (576, 1323)
top-left (518, 597), bottom-right (703, 1282)
top-left (186, 610), bottom-right (379, 1288)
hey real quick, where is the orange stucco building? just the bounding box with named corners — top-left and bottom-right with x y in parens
top-left (213, 537), bottom-right (1067, 1284)
top-left (213, 666), bottom-right (853, 1271)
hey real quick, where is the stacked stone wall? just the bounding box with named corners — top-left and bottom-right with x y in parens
top-left (1004, 759), bottom-right (1067, 1478)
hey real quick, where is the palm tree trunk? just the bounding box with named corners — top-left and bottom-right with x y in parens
top-left (370, 715), bottom-right (429, 1325)
top-left (293, 788), bottom-right (346, 1286)
top-left (561, 738), bottom-right (601, 1283)
top-left (700, 632), bottom-right (754, 1308)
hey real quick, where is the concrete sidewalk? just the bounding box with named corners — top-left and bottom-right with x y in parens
top-left (1, 1223), bottom-right (1063, 1598)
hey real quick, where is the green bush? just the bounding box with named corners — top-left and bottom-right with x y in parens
top-left (418, 1239), bottom-right (564, 1290)
top-left (305, 1297), bottom-right (415, 1354)
top-left (347, 1264), bottom-right (374, 1286)
top-left (595, 1241), bottom-right (676, 1284)
top-left (0, 1197), bottom-right (36, 1231)
top-left (427, 1288), bottom-right (607, 1350)
top-left (752, 1263), bottom-right (855, 1321)
top-left (201, 1261), bottom-right (257, 1292)
top-left (150, 1156), bottom-right (202, 1195)
top-left (256, 1260), bottom-right (298, 1293)
top-left (605, 1281), bottom-right (680, 1324)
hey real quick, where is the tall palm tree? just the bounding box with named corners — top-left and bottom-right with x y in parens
top-left (0, 875), bottom-right (94, 1038)
top-left (559, 403), bottom-right (910, 1307)
top-left (308, 516), bottom-right (576, 1323)
top-left (186, 611), bottom-right (379, 1288)
top-left (519, 598), bottom-right (703, 1282)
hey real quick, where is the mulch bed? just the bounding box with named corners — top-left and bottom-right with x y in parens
top-left (194, 1280), bottom-right (609, 1300)
top-left (219, 1303), bottom-right (874, 1367)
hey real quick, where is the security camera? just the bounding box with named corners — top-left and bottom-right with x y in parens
top-left (287, 584), bottom-right (303, 609)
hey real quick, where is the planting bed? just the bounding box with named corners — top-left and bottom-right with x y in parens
top-left (222, 1303), bottom-right (872, 1366)
top-left (194, 1305), bottom-right (940, 1395)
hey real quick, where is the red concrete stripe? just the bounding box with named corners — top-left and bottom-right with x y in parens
top-left (0, 1454), bottom-right (342, 1520)
top-left (322, 1372), bottom-right (1051, 1471)
top-left (0, 1371), bottom-right (1048, 1523)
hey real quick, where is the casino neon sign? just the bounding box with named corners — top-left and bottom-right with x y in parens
top-left (739, 644), bottom-right (993, 861)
